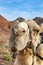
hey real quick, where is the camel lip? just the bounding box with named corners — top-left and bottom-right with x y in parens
top-left (40, 32), bottom-right (43, 36)
top-left (41, 36), bottom-right (43, 43)
top-left (41, 41), bottom-right (43, 43)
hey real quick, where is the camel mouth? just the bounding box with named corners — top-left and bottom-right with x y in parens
top-left (41, 36), bottom-right (43, 43)
top-left (40, 32), bottom-right (43, 36)
top-left (39, 32), bottom-right (43, 43)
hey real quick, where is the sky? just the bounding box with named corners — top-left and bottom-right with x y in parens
top-left (0, 0), bottom-right (43, 21)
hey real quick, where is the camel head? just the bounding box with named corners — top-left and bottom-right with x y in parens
top-left (25, 20), bottom-right (41, 47)
top-left (10, 22), bottom-right (30, 52)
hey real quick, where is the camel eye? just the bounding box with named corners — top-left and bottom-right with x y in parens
top-left (22, 30), bottom-right (25, 33)
top-left (36, 30), bottom-right (39, 33)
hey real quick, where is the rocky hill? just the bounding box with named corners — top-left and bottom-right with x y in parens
top-left (0, 15), bottom-right (12, 47)
top-left (0, 15), bottom-right (13, 65)
top-left (33, 17), bottom-right (43, 25)
top-left (0, 15), bottom-right (11, 34)
top-left (10, 17), bottom-right (25, 28)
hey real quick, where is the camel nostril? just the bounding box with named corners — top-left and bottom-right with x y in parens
top-left (40, 32), bottom-right (43, 43)
top-left (15, 34), bottom-right (19, 36)
top-left (40, 32), bottom-right (43, 36)
top-left (41, 37), bottom-right (43, 43)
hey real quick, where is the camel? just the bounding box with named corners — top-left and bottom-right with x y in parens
top-left (25, 19), bottom-right (43, 65)
top-left (36, 24), bottom-right (43, 65)
top-left (9, 22), bottom-right (33, 65)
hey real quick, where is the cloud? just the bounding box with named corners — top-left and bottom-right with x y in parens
top-left (7, 0), bottom-right (13, 4)
top-left (0, 6), bottom-right (43, 21)
top-left (0, 6), bottom-right (31, 20)
top-left (0, 0), bottom-right (24, 5)
top-left (0, 0), bottom-right (2, 2)
top-left (0, 6), bottom-right (32, 20)
top-left (40, 3), bottom-right (43, 7)
top-left (12, 0), bottom-right (24, 3)
top-left (6, 0), bottom-right (24, 4)
top-left (22, 4), bottom-right (33, 11)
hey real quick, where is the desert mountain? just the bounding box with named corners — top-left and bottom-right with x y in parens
top-left (33, 17), bottom-right (43, 25)
top-left (15, 17), bottom-right (25, 22)
top-left (10, 17), bottom-right (25, 28)
top-left (0, 15), bottom-right (12, 47)
top-left (0, 15), bottom-right (10, 27)
top-left (0, 15), bottom-right (11, 33)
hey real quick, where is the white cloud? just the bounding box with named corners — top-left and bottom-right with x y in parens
top-left (7, 1), bottom-right (13, 4)
top-left (40, 3), bottom-right (43, 7)
top-left (0, 0), bottom-right (2, 1)
top-left (0, 6), bottom-right (43, 21)
top-left (7, 0), bottom-right (24, 4)
top-left (0, 0), bottom-right (24, 4)
top-left (0, 7), bottom-right (31, 20)
top-left (0, 6), bottom-right (32, 20)
top-left (0, 0), bottom-right (3, 2)
top-left (12, 0), bottom-right (24, 3)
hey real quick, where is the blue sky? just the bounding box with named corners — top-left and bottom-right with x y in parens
top-left (0, 0), bottom-right (43, 21)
